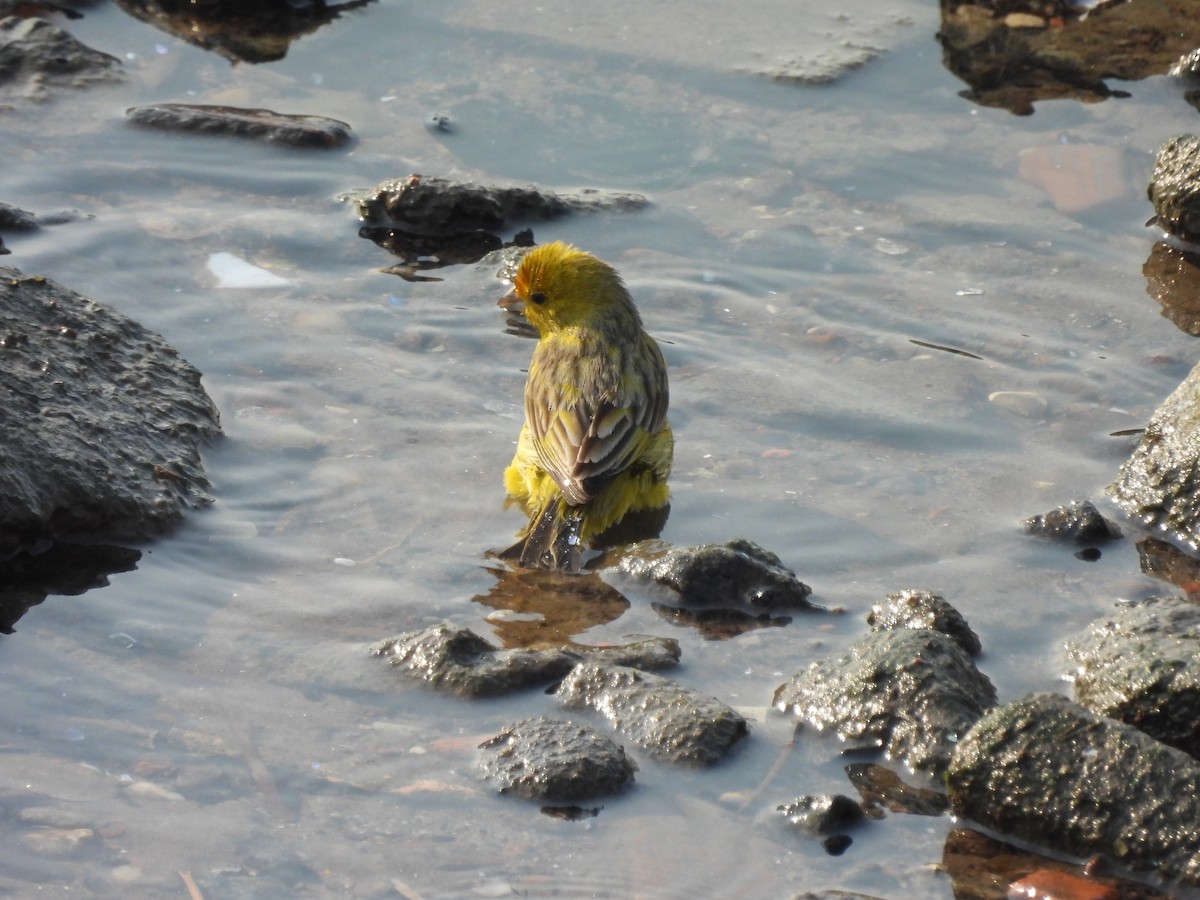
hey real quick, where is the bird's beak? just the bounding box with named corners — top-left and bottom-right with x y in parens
top-left (497, 288), bottom-right (523, 312)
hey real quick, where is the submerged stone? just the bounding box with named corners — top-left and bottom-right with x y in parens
top-left (1110, 359), bottom-right (1200, 547)
top-left (555, 662), bottom-right (748, 766)
top-left (1065, 596), bottom-right (1200, 757)
top-left (866, 589), bottom-right (981, 656)
top-left (616, 538), bottom-right (816, 610)
top-left (0, 16), bottom-right (121, 102)
top-left (372, 622), bottom-right (679, 698)
top-left (477, 716), bottom-right (635, 802)
top-left (126, 104), bottom-right (352, 149)
top-left (773, 629), bottom-right (996, 776)
top-left (946, 692), bottom-right (1200, 888)
top-left (353, 174), bottom-right (648, 231)
top-left (777, 794), bottom-right (864, 837)
top-left (0, 267), bottom-right (221, 554)
top-left (1022, 499), bottom-right (1122, 544)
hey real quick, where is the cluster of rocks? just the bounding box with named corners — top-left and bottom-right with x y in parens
top-left (380, 569), bottom-right (1200, 891)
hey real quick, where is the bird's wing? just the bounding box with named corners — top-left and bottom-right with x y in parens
top-left (528, 336), bottom-right (667, 506)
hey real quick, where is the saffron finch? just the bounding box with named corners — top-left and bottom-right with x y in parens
top-left (499, 242), bottom-right (673, 572)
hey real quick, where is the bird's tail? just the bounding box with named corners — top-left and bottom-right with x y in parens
top-left (497, 496), bottom-right (584, 573)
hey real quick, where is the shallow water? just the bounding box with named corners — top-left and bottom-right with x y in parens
top-left (2, 0), bottom-right (1197, 896)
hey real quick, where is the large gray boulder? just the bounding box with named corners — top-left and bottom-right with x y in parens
top-left (0, 268), bottom-right (221, 553)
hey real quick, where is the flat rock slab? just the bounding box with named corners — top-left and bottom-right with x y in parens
top-left (0, 268), bottom-right (221, 554)
top-left (0, 16), bottom-right (122, 101)
top-left (1065, 595), bottom-right (1200, 757)
top-left (1110, 359), bottom-right (1200, 547)
top-left (372, 622), bottom-right (680, 698)
top-left (353, 174), bottom-right (648, 231)
top-left (555, 662), bottom-right (748, 766)
top-left (126, 104), bottom-right (353, 149)
top-left (947, 692), bottom-right (1200, 888)
top-left (477, 716), bottom-right (636, 802)
top-left (773, 628), bottom-right (996, 776)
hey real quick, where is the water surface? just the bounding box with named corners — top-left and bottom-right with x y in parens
top-left (1, 1), bottom-right (1194, 896)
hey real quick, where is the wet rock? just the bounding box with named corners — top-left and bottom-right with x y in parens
top-left (555, 662), bottom-right (748, 766)
top-left (113, 0), bottom-right (375, 65)
top-left (0, 16), bottom-right (121, 102)
top-left (0, 267), bottom-right (221, 555)
top-left (1136, 535), bottom-right (1200, 592)
top-left (126, 104), bottom-right (352, 149)
top-left (773, 629), bottom-right (996, 776)
top-left (1148, 135), bottom-right (1200, 242)
top-left (1110, 358), bottom-right (1200, 547)
top-left (946, 692), bottom-right (1200, 887)
top-left (353, 174), bottom-right (649, 231)
top-left (1170, 48), bottom-right (1200, 80)
top-left (0, 202), bottom-right (37, 233)
top-left (866, 589), bottom-right (981, 656)
top-left (777, 794), bottom-right (864, 837)
top-left (1021, 499), bottom-right (1122, 545)
top-left (372, 622), bottom-right (679, 698)
top-left (1143, 241), bottom-right (1200, 337)
top-left (477, 716), bottom-right (635, 802)
top-left (843, 763), bottom-right (948, 817)
top-left (615, 538), bottom-right (816, 610)
top-left (1065, 596), bottom-right (1200, 757)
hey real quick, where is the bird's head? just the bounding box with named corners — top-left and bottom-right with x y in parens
top-left (498, 241), bottom-right (639, 334)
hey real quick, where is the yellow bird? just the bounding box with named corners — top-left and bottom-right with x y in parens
top-left (498, 241), bottom-right (673, 572)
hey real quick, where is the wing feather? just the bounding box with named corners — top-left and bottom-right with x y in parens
top-left (526, 332), bottom-right (668, 507)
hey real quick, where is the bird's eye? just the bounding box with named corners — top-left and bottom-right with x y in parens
top-left (530, 291), bottom-right (547, 305)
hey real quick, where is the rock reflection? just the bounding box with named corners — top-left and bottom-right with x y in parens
top-left (113, 0), bottom-right (376, 65)
top-left (1143, 241), bottom-right (1200, 336)
top-left (0, 542), bottom-right (141, 634)
top-left (936, 0), bottom-right (1200, 115)
top-left (472, 565), bottom-right (629, 649)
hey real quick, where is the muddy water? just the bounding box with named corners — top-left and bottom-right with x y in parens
top-left (1, 1), bottom-right (1195, 897)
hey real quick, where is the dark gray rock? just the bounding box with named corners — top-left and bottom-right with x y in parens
top-left (1021, 499), bottom-right (1122, 544)
top-left (1110, 359), bottom-right (1200, 547)
top-left (555, 662), bottom-right (748, 766)
top-left (866, 589), bottom-right (981, 656)
top-left (0, 17), bottom-right (121, 101)
top-left (1149, 135), bottom-right (1200, 242)
top-left (0, 267), bottom-right (221, 554)
top-left (0, 202), bottom-right (37, 233)
top-left (353, 174), bottom-right (648, 231)
top-left (616, 538), bottom-right (816, 610)
top-left (777, 794), bottom-right (864, 836)
top-left (477, 716), bottom-right (635, 802)
top-left (946, 692), bottom-right (1200, 888)
top-left (1065, 595), bottom-right (1200, 756)
top-left (773, 629), bottom-right (996, 776)
top-left (372, 622), bottom-right (680, 698)
top-left (126, 104), bottom-right (352, 149)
